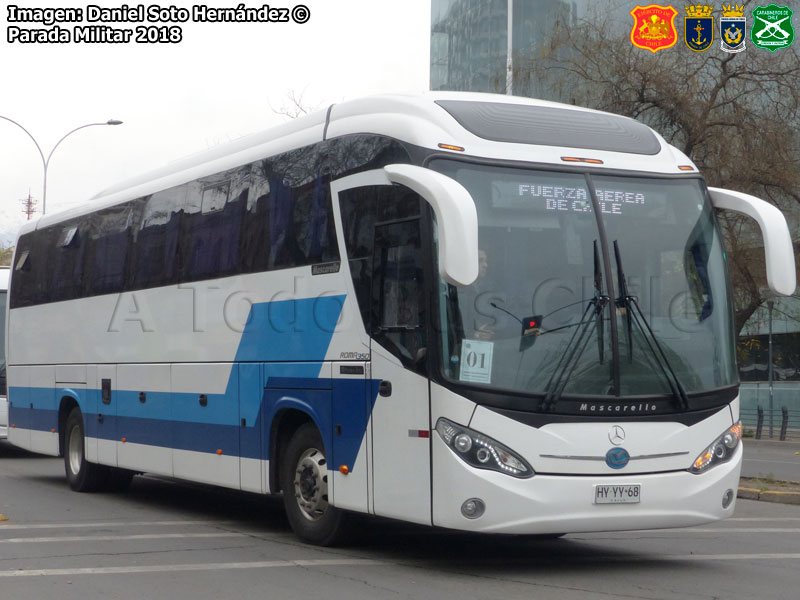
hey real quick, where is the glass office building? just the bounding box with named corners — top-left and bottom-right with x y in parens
top-left (430, 0), bottom-right (627, 100)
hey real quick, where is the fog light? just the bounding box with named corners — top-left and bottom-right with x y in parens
top-left (722, 489), bottom-right (734, 509)
top-left (461, 498), bottom-right (486, 519)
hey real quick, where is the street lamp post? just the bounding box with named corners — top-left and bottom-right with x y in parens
top-left (0, 116), bottom-right (123, 215)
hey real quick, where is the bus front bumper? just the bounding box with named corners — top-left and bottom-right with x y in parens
top-left (432, 436), bottom-right (742, 535)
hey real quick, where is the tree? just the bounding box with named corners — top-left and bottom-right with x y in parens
top-left (268, 89), bottom-right (322, 120)
top-left (521, 2), bottom-right (800, 334)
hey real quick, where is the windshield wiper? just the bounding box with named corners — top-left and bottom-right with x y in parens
top-left (542, 241), bottom-right (609, 411)
top-left (613, 241), bottom-right (690, 410)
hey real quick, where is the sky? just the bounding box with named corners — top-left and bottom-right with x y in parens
top-left (0, 0), bottom-right (431, 245)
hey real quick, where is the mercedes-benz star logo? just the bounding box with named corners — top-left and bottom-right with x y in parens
top-left (609, 425), bottom-right (626, 446)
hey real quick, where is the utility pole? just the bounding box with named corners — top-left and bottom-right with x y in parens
top-left (20, 189), bottom-right (38, 220)
top-left (506, 0), bottom-right (514, 95)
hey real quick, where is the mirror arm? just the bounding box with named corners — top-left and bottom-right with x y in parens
top-left (384, 164), bottom-right (479, 286)
top-left (708, 187), bottom-right (796, 296)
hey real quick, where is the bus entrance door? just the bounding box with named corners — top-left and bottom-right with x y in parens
top-left (369, 217), bottom-right (432, 525)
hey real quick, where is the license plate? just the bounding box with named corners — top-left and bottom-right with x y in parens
top-left (594, 484), bottom-right (641, 504)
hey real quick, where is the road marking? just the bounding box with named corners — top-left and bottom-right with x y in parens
top-left (594, 526), bottom-right (800, 533)
top-left (0, 533), bottom-right (247, 544)
top-left (1, 553), bottom-right (799, 578)
top-left (0, 559), bottom-right (385, 578)
top-left (0, 520), bottom-right (233, 531)
top-left (655, 553), bottom-right (800, 561)
top-left (646, 528), bottom-right (800, 533)
top-left (742, 458), bottom-right (799, 465)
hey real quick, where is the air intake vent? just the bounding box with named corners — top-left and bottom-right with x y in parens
top-left (435, 100), bottom-right (661, 156)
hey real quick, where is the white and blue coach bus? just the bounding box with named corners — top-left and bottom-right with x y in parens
top-left (6, 93), bottom-right (795, 544)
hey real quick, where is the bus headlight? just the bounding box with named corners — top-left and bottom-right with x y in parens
top-left (435, 418), bottom-right (533, 478)
top-left (689, 421), bottom-right (742, 474)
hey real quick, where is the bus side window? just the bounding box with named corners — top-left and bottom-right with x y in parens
top-left (339, 187), bottom-right (379, 332)
top-left (371, 215), bottom-right (426, 370)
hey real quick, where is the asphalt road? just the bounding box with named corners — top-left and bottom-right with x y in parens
top-left (1, 440), bottom-right (799, 600)
top-left (741, 438), bottom-right (800, 481)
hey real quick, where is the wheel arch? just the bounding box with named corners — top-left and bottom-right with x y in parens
top-left (268, 402), bottom-right (324, 494)
top-left (58, 391), bottom-right (83, 457)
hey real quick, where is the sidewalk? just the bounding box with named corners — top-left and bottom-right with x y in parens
top-left (739, 438), bottom-right (800, 505)
top-left (738, 477), bottom-right (800, 505)
top-left (743, 438), bottom-right (800, 452)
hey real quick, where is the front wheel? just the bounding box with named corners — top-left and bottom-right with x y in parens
top-left (64, 407), bottom-right (104, 492)
top-left (280, 423), bottom-right (348, 545)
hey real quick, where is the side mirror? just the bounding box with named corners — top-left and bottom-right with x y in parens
top-left (384, 164), bottom-right (478, 287)
top-left (708, 187), bottom-right (796, 296)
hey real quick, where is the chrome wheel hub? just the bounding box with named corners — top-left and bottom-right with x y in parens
top-left (68, 425), bottom-right (83, 475)
top-left (293, 447), bottom-right (328, 521)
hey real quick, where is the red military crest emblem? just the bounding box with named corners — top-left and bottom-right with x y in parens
top-left (630, 4), bottom-right (679, 53)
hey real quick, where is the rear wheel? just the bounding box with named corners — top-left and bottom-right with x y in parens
top-left (64, 407), bottom-right (104, 492)
top-left (281, 423), bottom-right (348, 545)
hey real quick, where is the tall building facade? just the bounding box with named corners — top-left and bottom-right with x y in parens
top-left (430, 0), bottom-right (626, 100)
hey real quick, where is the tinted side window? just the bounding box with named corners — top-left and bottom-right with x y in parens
top-left (340, 186), bottom-right (423, 332)
top-left (9, 235), bottom-right (35, 308)
top-left (9, 141), bottom-right (343, 307)
top-left (179, 166), bottom-right (248, 282)
top-left (265, 168), bottom-right (305, 269)
top-left (339, 187), bottom-right (379, 330)
top-left (327, 135), bottom-right (413, 180)
top-left (131, 187), bottom-right (184, 289)
top-left (83, 204), bottom-right (133, 296)
top-left (50, 221), bottom-right (84, 302)
top-left (292, 173), bottom-right (338, 265)
top-left (12, 228), bottom-right (59, 307)
top-left (257, 148), bottom-right (339, 270)
top-left (372, 216), bottom-right (426, 368)
top-left (239, 163), bottom-right (271, 273)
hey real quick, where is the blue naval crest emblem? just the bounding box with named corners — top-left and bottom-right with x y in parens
top-left (685, 4), bottom-right (715, 51)
top-left (720, 4), bottom-right (746, 52)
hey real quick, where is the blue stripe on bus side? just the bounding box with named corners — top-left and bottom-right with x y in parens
top-left (234, 296), bottom-right (346, 363)
top-left (9, 377), bottom-right (380, 467)
top-left (7, 295), bottom-right (380, 470)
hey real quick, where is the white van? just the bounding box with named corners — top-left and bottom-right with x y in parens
top-left (0, 265), bottom-right (8, 438)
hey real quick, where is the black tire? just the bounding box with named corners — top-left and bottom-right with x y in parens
top-left (281, 423), bottom-right (348, 545)
top-left (64, 407), bottom-right (104, 492)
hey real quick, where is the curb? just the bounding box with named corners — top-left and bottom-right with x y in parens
top-left (738, 487), bottom-right (800, 505)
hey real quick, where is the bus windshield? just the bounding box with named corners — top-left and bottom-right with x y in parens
top-left (431, 159), bottom-right (738, 401)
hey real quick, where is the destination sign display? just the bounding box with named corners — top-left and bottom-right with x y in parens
top-left (491, 180), bottom-right (647, 216)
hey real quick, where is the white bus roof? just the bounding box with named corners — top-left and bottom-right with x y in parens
top-left (18, 92), bottom-right (696, 236)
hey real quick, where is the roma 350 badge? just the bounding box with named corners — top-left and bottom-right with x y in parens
top-left (630, 4), bottom-right (679, 53)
